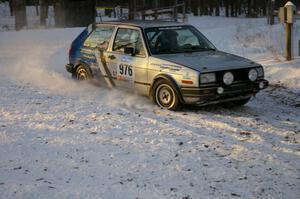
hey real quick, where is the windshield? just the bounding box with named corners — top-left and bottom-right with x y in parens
top-left (144, 25), bottom-right (216, 55)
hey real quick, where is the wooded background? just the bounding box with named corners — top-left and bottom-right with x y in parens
top-left (5, 0), bottom-right (300, 30)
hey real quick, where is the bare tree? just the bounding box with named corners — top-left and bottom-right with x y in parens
top-left (128, 0), bottom-right (136, 20)
top-left (247, 0), bottom-right (252, 16)
top-left (215, 0), bottom-right (220, 16)
top-left (208, 0), bottom-right (214, 15)
top-left (40, 0), bottom-right (48, 26)
top-left (225, 0), bottom-right (229, 17)
top-left (9, 0), bottom-right (14, 16)
top-left (34, 0), bottom-right (39, 16)
top-left (191, 0), bottom-right (199, 16)
top-left (229, 0), bottom-right (237, 17)
top-left (12, 0), bottom-right (27, 30)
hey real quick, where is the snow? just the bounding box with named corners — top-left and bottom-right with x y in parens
top-left (0, 4), bottom-right (300, 199)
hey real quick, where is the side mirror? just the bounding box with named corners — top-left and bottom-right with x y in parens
top-left (124, 47), bottom-right (135, 56)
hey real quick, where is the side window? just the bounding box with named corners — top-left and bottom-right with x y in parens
top-left (84, 26), bottom-right (114, 49)
top-left (113, 28), bottom-right (145, 56)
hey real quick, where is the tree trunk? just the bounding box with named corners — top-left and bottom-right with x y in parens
top-left (12, 0), bottom-right (27, 30)
top-left (35, 0), bottom-right (39, 16)
top-left (253, 0), bottom-right (257, 17)
top-left (209, 0), bottom-right (214, 16)
top-left (247, 0), bottom-right (252, 16)
top-left (54, 0), bottom-right (65, 27)
top-left (225, 0), bottom-right (229, 17)
top-left (186, 0), bottom-right (191, 14)
top-left (152, 0), bottom-right (158, 8)
top-left (234, 0), bottom-right (239, 17)
top-left (191, 0), bottom-right (199, 16)
top-left (201, 0), bottom-right (208, 15)
top-left (215, 0), bottom-right (220, 16)
top-left (128, 0), bottom-right (135, 20)
top-left (238, 0), bottom-right (242, 15)
top-left (262, 0), bottom-right (267, 16)
top-left (40, 0), bottom-right (48, 26)
top-left (9, 0), bottom-right (14, 16)
top-left (140, 0), bottom-right (146, 10)
top-left (174, 0), bottom-right (178, 21)
top-left (230, 0), bottom-right (234, 17)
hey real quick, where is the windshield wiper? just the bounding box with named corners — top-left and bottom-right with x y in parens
top-left (204, 48), bottom-right (216, 51)
top-left (157, 48), bottom-right (183, 54)
top-left (182, 46), bottom-right (216, 52)
top-left (155, 46), bottom-right (216, 54)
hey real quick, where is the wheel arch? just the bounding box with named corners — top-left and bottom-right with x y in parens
top-left (150, 74), bottom-right (185, 104)
top-left (73, 60), bottom-right (93, 77)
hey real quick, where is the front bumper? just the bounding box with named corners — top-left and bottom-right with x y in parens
top-left (181, 79), bottom-right (269, 105)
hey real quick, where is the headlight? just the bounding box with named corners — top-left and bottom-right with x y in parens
top-left (223, 72), bottom-right (234, 85)
top-left (256, 67), bottom-right (264, 77)
top-left (248, 69), bottom-right (258, 81)
top-left (200, 73), bottom-right (216, 84)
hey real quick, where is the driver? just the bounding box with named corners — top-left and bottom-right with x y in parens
top-left (155, 30), bottom-right (179, 51)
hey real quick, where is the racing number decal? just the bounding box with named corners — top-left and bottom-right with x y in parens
top-left (119, 64), bottom-right (133, 76)
top-left (117, 63), bottom-right (134, 81)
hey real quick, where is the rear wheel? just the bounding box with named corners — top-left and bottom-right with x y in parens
top-left (75, 65), bottom-right (92, 81)
top-left (152, 79), bottom-right (180, 110)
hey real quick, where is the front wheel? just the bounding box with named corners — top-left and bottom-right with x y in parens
top-left (75, 65), bottom-right (92, 81)
top-left (152, 79), bottom-right (180, 110)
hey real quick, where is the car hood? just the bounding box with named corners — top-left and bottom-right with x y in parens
top-left (152, 51), bottom-right (259, 73)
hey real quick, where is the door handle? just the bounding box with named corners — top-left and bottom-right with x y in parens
top-left (108, 55), bottom-right (116, 60)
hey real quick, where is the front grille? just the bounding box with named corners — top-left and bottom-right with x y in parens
top-left (216, 68), bottom-right (252, 83)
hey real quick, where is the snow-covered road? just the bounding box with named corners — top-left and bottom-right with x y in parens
top-left (0, 17), bottom-right (299, 199)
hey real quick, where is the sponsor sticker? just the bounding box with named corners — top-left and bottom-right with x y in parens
top-left (183, 72), bottom-right (191, 80)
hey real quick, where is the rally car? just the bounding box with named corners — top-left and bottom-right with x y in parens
top-left (65, 20), bottom-right (268, 110)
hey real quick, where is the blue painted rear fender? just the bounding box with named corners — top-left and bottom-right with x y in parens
top-left (73, 59), bottom-right (100, 78)
top-left (69, 28), bottom-right (89, 64)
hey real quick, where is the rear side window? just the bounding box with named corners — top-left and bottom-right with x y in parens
top-left (83, 26), bottom-right (114, 49)
top-left (113, 28), bottom-right (145, 56)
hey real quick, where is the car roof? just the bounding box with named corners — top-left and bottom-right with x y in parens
top-left (96, 20), bottom-right (187, 29)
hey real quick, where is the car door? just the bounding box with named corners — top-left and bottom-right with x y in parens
top-left (105, 27), bottom-right (148, 92)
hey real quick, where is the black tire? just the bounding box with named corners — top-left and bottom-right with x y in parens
top-left (231, 97), bottom-right (251, 106)
top-left (75, 65), bottom-right (92, 81)
top-left (152, 79), bottom-right (180, 110)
